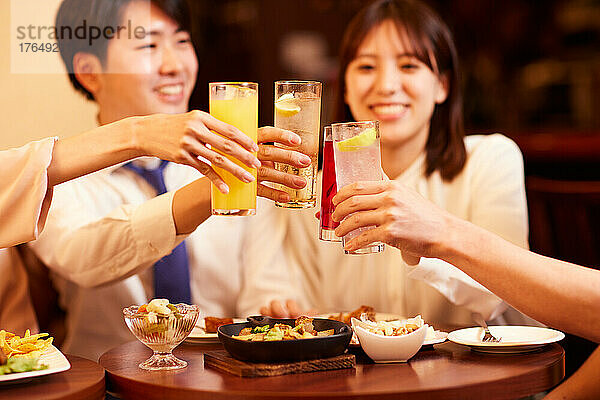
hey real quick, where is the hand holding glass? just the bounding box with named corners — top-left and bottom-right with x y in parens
top-left (332, 121), bottom-right (385, 254)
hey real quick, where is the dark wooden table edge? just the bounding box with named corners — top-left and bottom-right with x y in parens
top-left (59, 355), bottom-right (107, 400)
top-left (104, 344), bottom-right (565, 400)
top-left (66, 379), bottom-right (106, 400)
top-left (0, 355), bottom-right (106, 400)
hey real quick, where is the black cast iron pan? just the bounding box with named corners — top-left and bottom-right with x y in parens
top-left (218, 316), bottom-right (352, 363)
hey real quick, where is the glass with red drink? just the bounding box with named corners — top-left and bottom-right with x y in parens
top-left (319, 126), bottom-right (341, 241)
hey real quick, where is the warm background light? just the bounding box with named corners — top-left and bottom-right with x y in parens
top-left (0, 0), bottom-right (97, 150)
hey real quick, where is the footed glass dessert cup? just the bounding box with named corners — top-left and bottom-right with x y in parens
top-left (123, 303), bottom-right (199, 370)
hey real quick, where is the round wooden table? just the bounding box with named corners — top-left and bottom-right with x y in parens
top-left (100, 340), bottom-right (564, 400)
top-left (0, 355), bottom-right (105, 400)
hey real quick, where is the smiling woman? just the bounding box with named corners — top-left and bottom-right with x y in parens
top-left (259, 0), bottom-right (537, 335)
top-left (335, 0), bottom-right (465, 181)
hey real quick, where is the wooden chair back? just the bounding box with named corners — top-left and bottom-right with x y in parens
top-left (526, 177), bottom-right (600, 268)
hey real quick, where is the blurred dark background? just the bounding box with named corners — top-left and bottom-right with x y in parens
top-left (186, 0), bottom-right (600, 379)
top-left (187, 0), bottom-right (600, 137)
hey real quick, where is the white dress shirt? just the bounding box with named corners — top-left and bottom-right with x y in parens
top-left (29, 159), bottom-right (288, 360)
top-left (256, 134), bottom-right (538, 327)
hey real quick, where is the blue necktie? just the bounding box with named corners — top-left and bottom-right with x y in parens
top-left (122, 160), bottom-right (192, 304)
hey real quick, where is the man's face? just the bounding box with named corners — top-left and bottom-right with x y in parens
top-left (94, 0), bottom-right (198, 122)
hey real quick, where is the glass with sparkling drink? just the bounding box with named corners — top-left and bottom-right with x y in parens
top-left (332, 121), bottom-right (385, 254)
top-left (274, 80), bottom-right (322, 208)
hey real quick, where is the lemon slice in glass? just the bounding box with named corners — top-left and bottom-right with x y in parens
top-left (275, 93), bottom-right (301, 116)
top-left (336, 127), bottom-right (377, 152)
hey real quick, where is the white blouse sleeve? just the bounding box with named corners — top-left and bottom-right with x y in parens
top-left (0, 137), bottom-right (56, 248)
top-left (407, 258), bottom-right (508, 320)
top-left (468, 134), bottom-right (529, 248)
top-left (408, 134), bottom-right (528, 320)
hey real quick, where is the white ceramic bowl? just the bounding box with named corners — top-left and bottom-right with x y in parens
top-left (351, 317), bottom-right (427, 363)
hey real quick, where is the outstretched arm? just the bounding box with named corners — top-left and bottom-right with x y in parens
top-left (333, 181), bottom-right (600, 343)
top-left (47, 110), bottom-right (261, 191)
top-left (441, 216), bottom-right (600, 343)
top-left (545, 347), bottom-right (600, 399)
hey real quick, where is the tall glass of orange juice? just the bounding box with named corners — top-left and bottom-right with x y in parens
top-left (209, 82), bottom-right (258, 216)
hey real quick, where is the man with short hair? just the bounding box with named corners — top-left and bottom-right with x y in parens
top-left (28, 0), bottom-right (308, 360)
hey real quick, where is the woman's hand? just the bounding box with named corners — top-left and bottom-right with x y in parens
top-left (332, 181), bottom-right (451, 264)
top-left (132, 110), bottom-right (261, 194)
top-left (255, 126), bottom-right (312, 203)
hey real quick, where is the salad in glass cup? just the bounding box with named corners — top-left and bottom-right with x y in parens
top-left (123, 299), bottom-right (199, 370)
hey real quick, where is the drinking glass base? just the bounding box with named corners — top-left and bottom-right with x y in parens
top-left (212, 208), bottom-right (256, 216)
top-left (319, 228), bottom-right (341, 242)
top-left (139, 353), bottom-right (187, 371)
top-left (275, 200), bottom-right (316, 209)
top-left (344, 243), bottom-right (385, 255)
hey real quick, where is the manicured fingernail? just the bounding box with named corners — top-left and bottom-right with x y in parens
top-left (298, 155), bottom-right (311, 166)
top-left (293, 177), bottom-right (306, 187)
top-left (252, 159), bottom-right (262, 169)
top-left (243, 172), bottom-right (255, 182)
top-left (278, 193), bottom-right (290, 203)
top-left (220, 184), bottom-right (230, 194)
top-left (289, 134), bottom-right (301, 145)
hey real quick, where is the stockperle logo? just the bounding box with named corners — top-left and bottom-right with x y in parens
top-left (10, 0), bottom-right (151, 74)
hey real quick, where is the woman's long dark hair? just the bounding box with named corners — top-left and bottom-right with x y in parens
top-left (335, 0), bottom-right (466, 181)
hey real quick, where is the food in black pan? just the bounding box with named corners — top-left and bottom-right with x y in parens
top-left (233, 317), bottom-right (333, 341)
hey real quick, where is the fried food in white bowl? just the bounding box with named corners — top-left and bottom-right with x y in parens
top-left (351, 316), bottom-right (427, 363)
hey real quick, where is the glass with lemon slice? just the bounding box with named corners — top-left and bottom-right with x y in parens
top-left (274, 80), bottom-right (322, 208)
top-left (209, 82), bottom-right (258, 216)
top-left (332, 121), bottom-right (385, 254)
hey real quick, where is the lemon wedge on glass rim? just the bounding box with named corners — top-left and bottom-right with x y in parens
top-left (336, 127), bottom-right (377, 152)
top-left (275, 93), bottom-right (301, 116)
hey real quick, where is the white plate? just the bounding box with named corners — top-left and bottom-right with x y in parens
top-left (185, 318), bottom-right (245, 344)
top-left (423, 330), bottom-right (448, 346)
top-left (0, 345), bottom-right (70, 383)
top-left (448, 326), bottom-right (565, 353)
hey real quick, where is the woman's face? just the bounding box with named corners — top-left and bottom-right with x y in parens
top-left (345, 20), bottom-right (448, 149)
